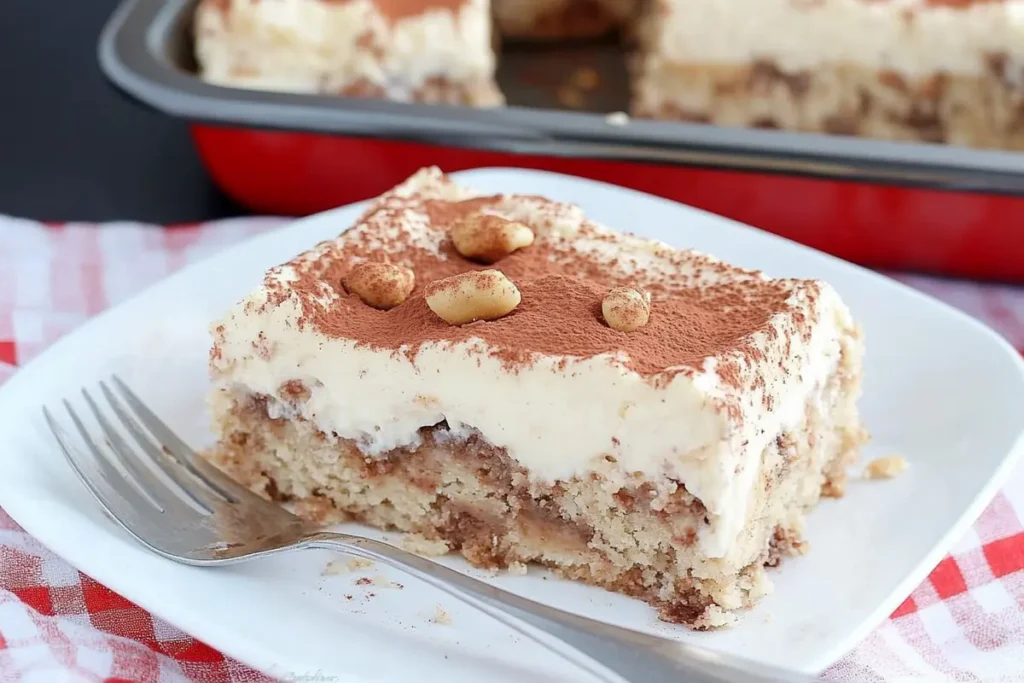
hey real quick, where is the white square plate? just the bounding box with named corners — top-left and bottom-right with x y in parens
top-left (1, 169), bottom-right (1022, 683)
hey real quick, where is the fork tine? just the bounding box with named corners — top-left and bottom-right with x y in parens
top-left (86, 387), bottom-right (213, 514)
top-left (99, 382), bottom-right (223, 509)
top-left (45, 406), bottom-right (203, 564)
top-left (45, 404), bottom-right (156, 516)
top-left (110, 375), bottom-right (243, 503)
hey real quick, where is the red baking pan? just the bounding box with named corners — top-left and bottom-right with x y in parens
top-left (98, 0), bottom-right (1024, 281)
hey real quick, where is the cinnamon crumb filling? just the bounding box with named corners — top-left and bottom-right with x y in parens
top-left (206, 389), bottom-right (854, 628)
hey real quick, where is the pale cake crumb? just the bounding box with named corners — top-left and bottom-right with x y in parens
top-left (369, 575), bottom-right (404, 589)
top-left (605, 111), bottom-right (630, 126)
top-left (509, 561), bottom-right (528, 575)
top-left (323, 557), bottom-right (374, 575)
top-left (698, 605), bottom-right (736, 630)
top-left (401, 533), bottom-right (451, 557)
top-left (821, 473), bottom-right (847, 498)
top-left (865, 455), bottom-right (908, 480)
top-left (293, 496), bottom-right (339, 525)
top-left (431, 606), bottom-right (452, 625)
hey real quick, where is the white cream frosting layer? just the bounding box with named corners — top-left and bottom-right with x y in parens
top-left (194, 0), bottom-right (501, 104)
top-left (642, 0), bottom-right (1024, 78)
top-left (209, 169), bottom-right (862, 562)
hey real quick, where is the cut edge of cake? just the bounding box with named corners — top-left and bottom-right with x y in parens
top-left (194, 0), bottom-right (504, 106)
top-left (630, 0), bottom-right (1024, 149)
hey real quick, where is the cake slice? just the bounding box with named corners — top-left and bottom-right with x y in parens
top-left (631, 0), bottom-right (1024, 149)
top-left (194, 0), bottom-right (503, 106)
top-left (205, 167), bottom-right (867, 628)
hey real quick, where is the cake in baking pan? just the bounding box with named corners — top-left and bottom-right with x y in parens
top-left (193, 0), bottom-right (1024, 149)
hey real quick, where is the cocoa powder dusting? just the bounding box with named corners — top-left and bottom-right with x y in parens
top-left (375, 0), bottom-right (468, 22)
top-left (268, 177), bottom-right (805, 382)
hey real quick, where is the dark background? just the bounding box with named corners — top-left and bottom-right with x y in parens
top-left (0, 0), bottom-right (243, 223)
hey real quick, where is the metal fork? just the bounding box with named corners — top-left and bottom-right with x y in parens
top-left (44, 376), bottom-right (808, 683)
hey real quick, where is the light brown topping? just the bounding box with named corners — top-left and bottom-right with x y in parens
top-left (425, 270), bottom-right (521, 325)
top-left (922, 0), bottom-right (1006, 8)
top-left (450, 213), bottom-right (535, 264)
top-left (602, 286), bottom-right (651, 332)
top-left (206, 0), bottom-right (469, 21)
top-left (345, 262), bottom-right (415, 310)
top-left (865, 455), bottom-right (908, 480)
top-left (261, 170), bottom-right (807, 384)
top-left (253, 331), bottom-right (276, 360)
top-left (279, 379), bottom-right (310, 402)
top-left (821, 475), bottom-right (847, 498)
top-left (375, 0), bottom-right (468, 22)
top-left (431, 606), bottom-right (452, 625)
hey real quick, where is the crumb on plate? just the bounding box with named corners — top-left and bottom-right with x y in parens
top-left (865, 455), bottom-right (908, 480)
top-left (323, 557), bottom-right (374, 575)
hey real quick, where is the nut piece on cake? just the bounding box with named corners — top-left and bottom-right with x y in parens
top-left (450, 214), bottom-right (535, 264)
top-left (345, 262), bottom-right (415, 310)
top-left (206, 167), bottom-right (867, 630)
top-left (602, 286), bottom-right (651, 332)
top-left (425, 270), bottom-right (521, 325)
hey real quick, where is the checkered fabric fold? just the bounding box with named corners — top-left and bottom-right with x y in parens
top-left (1, 215), bottom-right (1022, 683)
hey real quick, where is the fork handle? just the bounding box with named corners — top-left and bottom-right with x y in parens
top-left (305, 533), bottom-right (809, 683)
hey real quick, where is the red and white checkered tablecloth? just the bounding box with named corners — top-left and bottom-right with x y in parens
top-left (1, 215), bottom-right (1022, 683)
